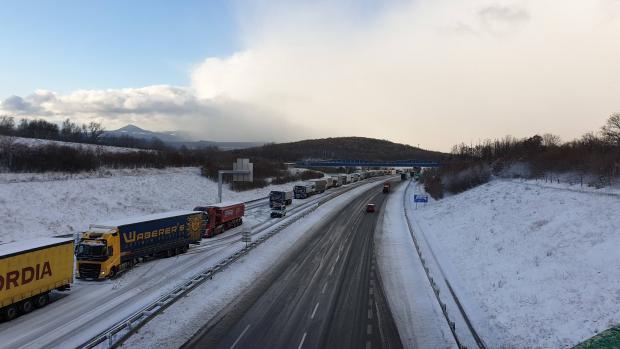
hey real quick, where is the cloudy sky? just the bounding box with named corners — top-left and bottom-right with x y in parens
top-left (1, 0), bottom-right (619, 150)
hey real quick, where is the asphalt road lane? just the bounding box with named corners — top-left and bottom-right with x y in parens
top-left (184, 181), bottom-right (402, 349)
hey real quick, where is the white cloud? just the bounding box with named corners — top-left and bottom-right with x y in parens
top-left (2, 0), bottom-right (619, 149)
top-left (0, 86), bottom-right (307, 141)
top-left (190, 0), bottom-right (620, 150)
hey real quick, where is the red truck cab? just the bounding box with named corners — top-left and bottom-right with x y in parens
top-left (194, 202), bottom-right (245, 238)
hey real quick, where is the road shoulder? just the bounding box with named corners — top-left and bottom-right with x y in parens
top-left (374, 181), bottom-right (458, 349)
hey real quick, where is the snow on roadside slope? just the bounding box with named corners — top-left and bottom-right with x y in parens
top-left (122, 180), bottom-right (383, 349)
top-left (0, 167), bottom-right (305, 243)
top-left (2, 135), bottom-right (148, 153)
top-left (410, 180), bottom-right (620, 348)
top-left (375, 182), bottom-right (458, 349)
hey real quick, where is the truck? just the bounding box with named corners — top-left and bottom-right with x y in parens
top-left (0, 238), bottom-right (73, 320)
top-left (76, 210), bottom-right (203, 279)
top-left (401, 173), bottom-right (408, 181)
top-left (194, 202), bottom-right (245, 238)
top-left (339, 174), bottom-right (348, 185)
top-left (269, 190), bottom-right (293, 208)
top-left (294, 183), bottom-right (314, 199)
top-left (309, 179), bottom-right (327, 193)
top-left (331, 175), bottom-right (342, 187)
top-left (383, 182), bottom-right (391, 193)
top-left (270, 203), bottom-right (287, 218)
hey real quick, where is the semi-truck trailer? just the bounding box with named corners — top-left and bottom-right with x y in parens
top-left (294, 183), bottom-right (314, 199)
top-left (0, 238), bottom-right (73, 320)
top-left (76, 210), bottom-right (203, 279)
top-left (269, 191), bottom-right (293, 208)
top-left (401, 173), bottom-right (408, 180)
top-left (194, 202), bottom-right (245, 238)
top-left (383, 182), bottom-right (391, 193)
top-left (309, 179), bottom-right (327, 193)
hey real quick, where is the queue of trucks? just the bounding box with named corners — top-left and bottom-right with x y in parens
top-left (0, 168), bottom-right (397, 321)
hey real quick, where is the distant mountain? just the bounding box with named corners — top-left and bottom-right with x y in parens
top-left (102, 124), bottom-right (264, 150)
top-left (102, 124), bottom-right (186, 143)
top-left (229, 137), bottom-right (446, 162)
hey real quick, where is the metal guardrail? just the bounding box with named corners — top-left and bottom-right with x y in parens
top-left (402, 180), bottom-right (487, 349)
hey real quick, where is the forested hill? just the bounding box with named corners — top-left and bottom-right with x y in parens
top-left (229, 137), bottom-right (445, 162)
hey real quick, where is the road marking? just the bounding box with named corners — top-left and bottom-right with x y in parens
top-left (335, 253), bottom-right (340, 263)
top-left (298, 332), bottom-right (307, 349)
top-left (368, 299), bottom-right (373, 307)
top-left (311, 302), bottom-right (320, 319)
top-left (329, 264), bottom-right (335, 276)
top-left (321, 282), bottom-right (328, 294)
top-left (230, 324), bottom-right (250, 349)
top-left (366, 341), bottom-right (372, 349)
top-left (369, 288), bottom-right (374, 295)
top-left (368, 309), bottom-right (373, 319)
top-left (367, 324), bottom-right (373, 335)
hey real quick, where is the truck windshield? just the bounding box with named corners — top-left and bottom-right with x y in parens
top-left (76, 243), bottom-right (107, 258)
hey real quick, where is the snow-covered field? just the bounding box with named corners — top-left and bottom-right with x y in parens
top-left (409, 179), bottom-right (620, 348)
top-left (0, 167), bottom-right (305, 243)
top-left (2, 135), bottom-right (149, 153)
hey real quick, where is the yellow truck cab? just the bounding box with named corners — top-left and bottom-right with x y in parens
top-left (75, 229), bottom-right (121, 279)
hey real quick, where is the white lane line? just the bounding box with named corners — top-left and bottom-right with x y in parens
top-left (367, 324), bottom-right (373, 335)
top-left (366, 340), bottom-right (372, 349)
top-left (368, 309), bottom-right (373, 319)
top-left (336, 253), bottom-right (340, 263)
top-left (298, 332), bottom-right (308, 349)
top-left (311, 302), bottom-right (320, 319)
top-left (329, 264), bottom-right (335, 276)
top-left (321, 282), bottom-right (328, 294)
top-left (230, 324), bottom-right (251, 349)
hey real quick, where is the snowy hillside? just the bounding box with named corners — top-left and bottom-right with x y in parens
top-left (409, 179), bottom-right (620, 348)
top-left (2, 135), bottom-right (149, 153)
top-left (0, 167), bottom-right (304, 243)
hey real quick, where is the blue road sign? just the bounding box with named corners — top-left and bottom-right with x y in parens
top-left (414, 195), bottom-right (429, 203)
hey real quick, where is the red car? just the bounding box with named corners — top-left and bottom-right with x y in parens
top-left (366, 203), bottom-right (376, 213)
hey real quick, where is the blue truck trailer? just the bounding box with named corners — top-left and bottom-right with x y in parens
top-left (75, 210), bottom-right (204, 279)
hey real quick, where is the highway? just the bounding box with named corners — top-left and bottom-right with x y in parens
top-left (184, 182), bottom-right (402, 349)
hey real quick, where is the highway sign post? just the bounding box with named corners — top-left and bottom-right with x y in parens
top-left (217, 158), bottom-right (254, 203)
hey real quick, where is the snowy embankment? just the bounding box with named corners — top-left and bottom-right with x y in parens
top-left (375, 182), bottom-right (458, 349)
top-left (2, 135), bottom-right (149, 153)
top-left (0, 167), bottom-right (304, 243)
top-left (409, 179), bottom-right (620, 348)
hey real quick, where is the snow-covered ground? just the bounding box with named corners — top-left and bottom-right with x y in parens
top-left (375, 182), bottom-right (458, 349)
top-left (409, 179), bottom-right (620, 348)
top-left (2, 135), bottom-right (149, 153)
top-left (0, 167), bottom-right (305, 243)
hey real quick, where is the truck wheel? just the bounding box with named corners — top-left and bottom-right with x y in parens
top-left (35, 294), bottom-right (49, 308)
top-left (4, 305), bottom-right (18, 321)
top-left (109, 267), bottom-right (117, 278)
top-left (20, 300), bottom-right (34, 314)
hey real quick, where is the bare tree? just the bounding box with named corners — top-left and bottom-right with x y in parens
top-left (541, 133), bottom-right (561, 147)
top-left (0, 115), bottom-right (15, 135)
top-left (88, 122), bottom-right (105, 141)
top-left (601, 112), bottom-right (620, 145)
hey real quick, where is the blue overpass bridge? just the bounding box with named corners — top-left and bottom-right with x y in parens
top-left (295, 159), bottom-right (441, 168)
